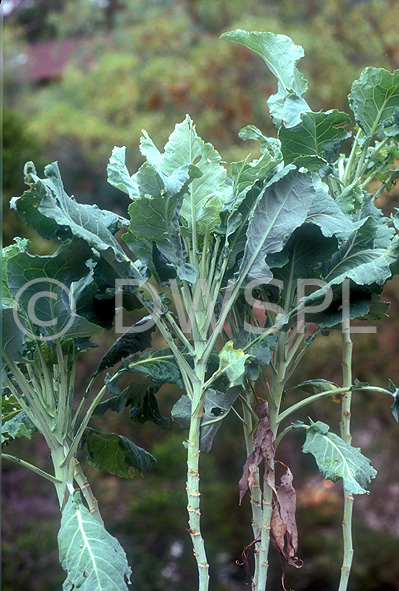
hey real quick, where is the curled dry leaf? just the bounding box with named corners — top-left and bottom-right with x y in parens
top-left (238, 401), bottom-right (275, 504)
top-left (271, 465), bottom-right (303, 591)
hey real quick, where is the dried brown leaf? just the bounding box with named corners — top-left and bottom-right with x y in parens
top-left (238, 401), bottom-right (275, 504)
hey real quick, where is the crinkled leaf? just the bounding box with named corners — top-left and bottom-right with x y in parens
top-left (349, 67), bottom-right (399, 139)
top-left (11, 162), bottom-right (139, 287)
top-left (240, 168), bottom-right (317, 280)
top-left (335, 180), bottom-right (364, 215)
top-left (1, 409), bottom-right (37, 445)
top-left (137, 116), bottom-right (227, 240)
top-left (58, 491), bottom-right (132, 591)
top-left (94, 316), bottom-right (155, 375)
top-left (218, 341), bottom-right (251, 386)
top-left (82, 427), bottom-right (155, 478)
top-left (238, 125), bottom-right (283, 157)
top-left (7, 240), bottom-right (103, 341)
top-left (279, 110), bottom-right (351, 169)
top-left (95, 378), bottom-right (170, 430)
top-left (171, 387), bottom-right (240, 452)
top-left (302, 420), bottom-right (377, 494)
top-left (107, 348), bottom-right (185, 391)
top-left (239, 401), bottom-right (275, 503)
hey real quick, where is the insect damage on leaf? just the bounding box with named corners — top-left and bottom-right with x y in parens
top-left (271, 466), bottom-right (303, 591)
top-left (239, 401), bottom-right (275, 504)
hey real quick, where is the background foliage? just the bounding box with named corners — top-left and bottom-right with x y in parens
top-left (3, 1), bottom-right (399, 590)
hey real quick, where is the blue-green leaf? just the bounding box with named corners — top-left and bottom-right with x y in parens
top-left (302, 420), bottom-right (377, 494)
top-left (58, 491), bottom-right (132, 590)
top-left (349, 67), bottom-right (399, 139)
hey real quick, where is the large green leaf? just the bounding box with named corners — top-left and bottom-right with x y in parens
top-left (127, 162), bottom-right (197, 282)
top-left (7, 240), bottom-right (103, 341)
top-left (107, 348), bottom-right (185, 391)
top-left (82, 427), bottom-right (156, 478)
top-left (58, 491), bottom-right (132, 590)
top-left (171, 387), bottom-right (241, 452)
top-left (304, 216), bottom-right (399, 307)
top-left (141, 116), bottom-right (228, 229)
top-left (300, 420), bottom-right (377, 494)
top-left (279, 110), bottom-right (351, 168)
top-left (11, 162), bottom-right (140, 284)
top-left (240, 168), bottom-right (318, 280)
top-left (349, 67), bottom-right (399, 139)
top-left (221, 30), bottom-right (309, 127)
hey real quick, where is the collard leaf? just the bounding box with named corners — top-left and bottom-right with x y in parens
top-left (94, 316), bottom-right (156, 374)
top-left (302, 420), bottom-right (377, 494)
top-left (107, 146), bottom-right (139, 198)
top-left (156, 116), bottom-right (227, 226)
top-left (239, 125), bottom-right (283, 157)
top-left (1, 409), bottom-right (37, 445)
top-left (218, 341), bottom-right (251, 386)
top-left (107, 348), bottom-right (185, 391)
top-left (389, 380), bottom-right (399, 422)
top-left (82, 427), bottom-right (156, 478)
top-left (240, 168), bottom-right (317, 280)
top-left (171, 387), bottom-right (240, 452)
top-left (58, 491), bottom-right (132, 591)
top-left (95, 378), bottom-right (170, 430)
top-left (349, 67), bottom-right (399, 139)
top-left (11, 162), bottom-right (139, 287)
top-left (6, 240), bottom-right (103, 341)
top-left (221, 30), bottom-right (309, 126)
top-left (279, 110), bottom-right (351, 168)
top-left (2, 305), bottom-right (28, 363)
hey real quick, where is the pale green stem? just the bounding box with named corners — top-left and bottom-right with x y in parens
top-left (186, 363), bottom-right (209, 591)
top-left (2, 453), bottom-right (62, 485)
top-left (74, 459), bottom-right (103, 525)
top-left (338, 329), bottom-right (354, 591)
top-left (241, 390), bottom-right (263, 588)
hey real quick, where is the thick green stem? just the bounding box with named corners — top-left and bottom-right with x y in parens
top-left (186, 368), bottom-right (209, 591)
top-left (338, 329), bottom-right (354, 591)
top-left (74, 460), bottom-right (103, 525)
top-left (241, 392), bottom-right (263, 587)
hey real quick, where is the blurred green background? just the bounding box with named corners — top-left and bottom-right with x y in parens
top-left (2, 1), bottom-right (399, 590)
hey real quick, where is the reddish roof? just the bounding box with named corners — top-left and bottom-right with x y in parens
top-left (23, 38), bottom-right (93, 82)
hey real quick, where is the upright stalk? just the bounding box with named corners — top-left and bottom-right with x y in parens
top-left (186, 360), bottom-right (209, 591)
top-left (338, 328), bottom-right (354, 591)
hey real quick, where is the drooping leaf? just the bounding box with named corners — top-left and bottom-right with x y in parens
top-left (94, 316), bottom-right (156, 375)
top-left (6, 240), bottom-right (103, 342)
top-left (221, 30), bottom-right (309, 127)
top-left (279, 110), bottom-right (351, 169)
top-left (82, 427), bottom-right (156, 478)
top-left (349, 67), bottom-right (399, 139)
top-left (58, 491), bottom-right (132, 591)
top-left (239, 401), bottom-right (275, 504)
top-left (270, 466), bottom-right (303, 589)
top-left (171, 387), bottom-right (241, 452)
top-left (107, 348), bottom-right (185, 391)
top-left (218, 341), bottom-right (251, 386)
top-left (388, 380), bottom-right (399, 422)
top-left (301, 420), bottom-right (377, 494)
top-left (95, 378), bottom-right (170, 430)
top-left (11, 161), bottom-right (141, 285)
top-left (240, 168), bottom-right (318, 280)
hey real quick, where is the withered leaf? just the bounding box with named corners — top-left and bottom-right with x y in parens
top-left (271, 466), bottom-right (303, 591)
top-left (239, 401), bottom-right (275, 504)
